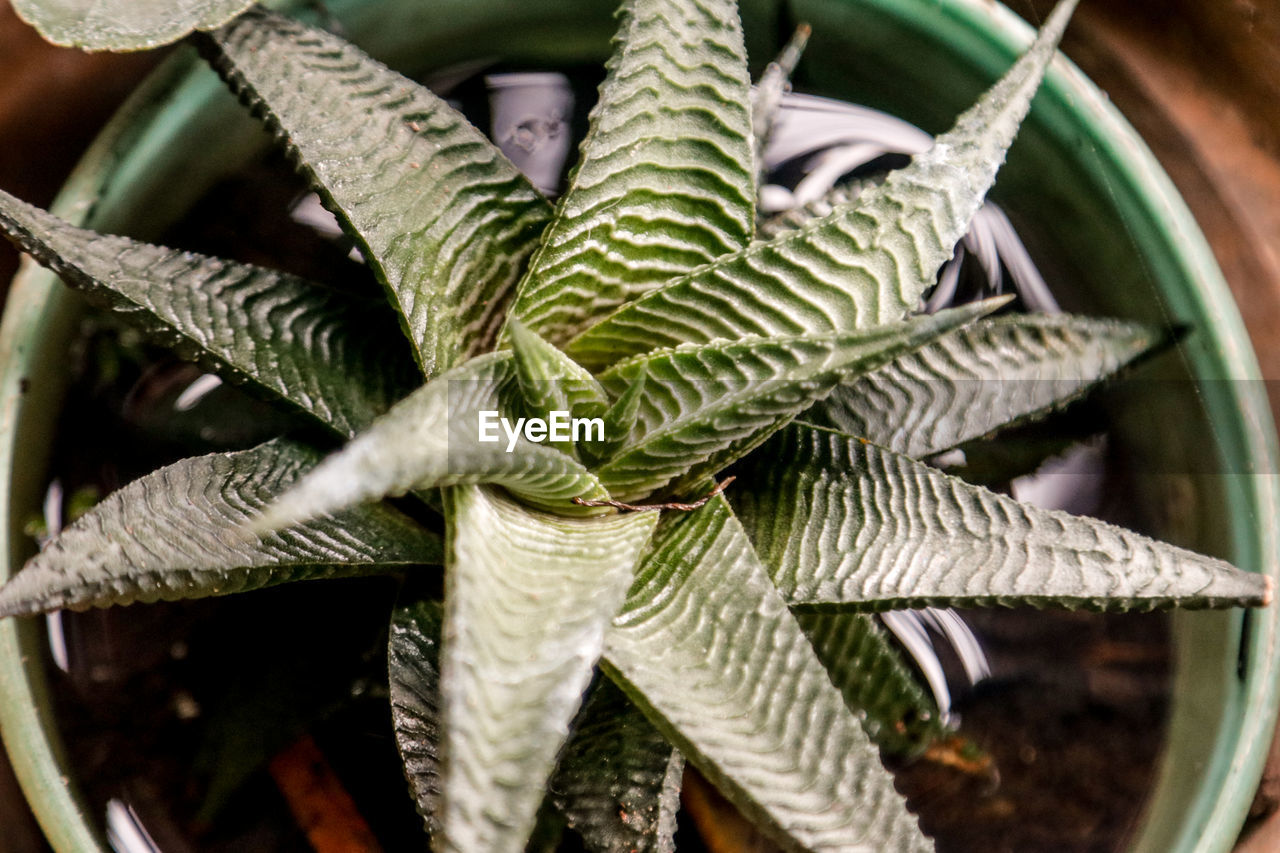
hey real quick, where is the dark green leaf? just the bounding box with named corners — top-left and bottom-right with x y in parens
top-left (796, 612), bottom-right (947, 756)
top-left (0, 440), bottom-right (440, 618)
top-left (389, 598), bottom-right (446, 840)
top-left (0, 189), bottom-right (416, 438)
top-left (735, 425), bottom-right (1271, 611)
top-left (603, 497), bottom-right (932, 852)
top-left (553, 679), bottom-right (683, 853)
top-left (509, 0), bottom-right (756, 344)
top-left (595, 301), bottom-right (1000, 501)
top-left (206, 8), bottom-right (551, 376)
top-left (806, 314), bottom-right (1162, 457)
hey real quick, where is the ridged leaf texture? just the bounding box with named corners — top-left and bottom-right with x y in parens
top-left (509, 0), bottom-right (756, 344)
top-left (390, 605), bottom-right (683, 852)
top-left (603, 497), bottom-right (932, 852)
top-left (13, 0), bottom-right (251, 49)
top-left (553, 679), bottom-right (683, 853)
top-left (389, 598), bottom-right (446, 840)
top-left (807, 314), bottom-right (1162, 458)
top-left (0, 189), bottom-right (416, 439)
top-left (206, 8), bottom-right (552, 376)
top-left (595, 301), bottom-right (999, 501)
top-left (566, 0), bottom-right (1079, 369)
top-left (254, 353), bottom-right (609, 533)
top-left (735, 426), bottom-right (1271, 611)
top-left (0, 440), bottom-right (441, 618)
top-left (439, 485), bottom-right (656, 853)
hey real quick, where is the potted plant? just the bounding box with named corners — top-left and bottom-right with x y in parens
top-left (1, 0), bottom-right (1276, 851)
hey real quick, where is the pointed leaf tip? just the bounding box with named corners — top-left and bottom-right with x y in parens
top-left (739, 425), bottom-right (1270, 613)
top-left (0, 441), bottom-right (440, 619)
top-left (250, 354), bottom-right (609, 537)
top-left (570, 0), bottom-right (1077, 368)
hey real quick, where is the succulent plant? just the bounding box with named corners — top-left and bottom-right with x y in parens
top-left (0, 0), bottom-right (1271, 851)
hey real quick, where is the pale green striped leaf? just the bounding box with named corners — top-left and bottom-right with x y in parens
top-left (253, 353), bottom-right (609, 534)
top-left (389, 598), bottom-right (446, 840)
top-left (806, 314), bottom-right (1162, 458)
top-left (0, 440), bottom-right (440, 618)
top-left (552, 678), bottom-right (683, 853)
top-left (206, 8), bottom-right (551, 376)
top-left (13, 0), bottom-right (251, 49)
top-left (595, 301), bottom-right (999, 502)
top-left (603, 497), bottom-right (932, 852)
top-left (0, 189), bottom-right (415, 439)
top-left (509, 0), bottom-right (756, 344)
top-left (735, 425), bottom-right (1270, 611)
top-left (440, 485), bottom-right (656, 853)
top-left (567, 0), bottom-right (1078, 369)
top-left (796, 612), bottom-right (947, 756)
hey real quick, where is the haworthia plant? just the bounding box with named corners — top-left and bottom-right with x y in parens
top-left (0, 0), bottom-right (1270, 850)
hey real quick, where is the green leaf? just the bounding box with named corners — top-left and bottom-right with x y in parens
top-left (389, 606), bottom-right (682, 852)
top-left (12, 0), bottom-right (252, 50)
top-left (508, 319), bottom-right (609, 456)
top-left (439, 485), bottom-right (657, 852)
top-left (253, 353), bottom-right (610, 534)
top-left (205, 8), bottom-right (552, 377)
top-left (389, 598), bottom-right (446, 840)
top-left (806, 314), bottom-right (1162, 458)
top-left (0, 189), bottom-right (416, 439)
top-left (509, 0), bottom-right (756, 344)
top-left (595, 300), bottom-right (1000, 502)
top-left (567, 0), bottom-right (1079, 369)
top-left (795, 612), bottom-right (947, 756)
top-left (735, 425), bottom-right (1272, 611)
top-left (0, 440), bottom-right (440, 618)
top-left (602, 497), bottom-right (932, 852)
top-left (552, 679), bottom-right (683, 853)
